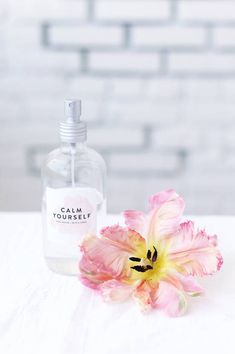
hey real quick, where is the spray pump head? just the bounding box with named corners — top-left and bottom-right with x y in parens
top-left (60, 99), bottom-right (87, 143)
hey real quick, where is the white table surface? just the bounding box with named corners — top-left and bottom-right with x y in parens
top-left (0, 212), bottom-right (234, 354)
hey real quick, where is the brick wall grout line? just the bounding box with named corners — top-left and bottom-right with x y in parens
top-left (205, 24), bottom-right (215, 50)
top-left (158, 49), bottom-right (169, 77)
top-left (123, 23), bottom-right (131, 48)
top-left (41, 22), bottom-right (50, 47)
top-left (87, 0), bottom-right (95, 21)
top-left (170, 0), bottom-right (178, 23)
top-left (142, 125), bottom-right (153, 149)
top-left (80, 48), bottom-right (89, 73)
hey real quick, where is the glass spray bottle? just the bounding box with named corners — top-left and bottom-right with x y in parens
top-left (41, 99), bottom-right (106, 275)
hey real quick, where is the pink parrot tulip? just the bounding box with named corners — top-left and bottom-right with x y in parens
top-left (79, 189), bottom-right (223, 316)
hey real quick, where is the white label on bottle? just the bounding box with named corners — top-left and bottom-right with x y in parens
top-left (46, 187), bottom-right (101, 245)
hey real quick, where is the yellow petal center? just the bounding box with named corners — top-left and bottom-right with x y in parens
top-left (128, 244), bottom-right (168, 283)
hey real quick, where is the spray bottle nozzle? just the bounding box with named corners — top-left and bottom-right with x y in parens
top-left (64, 99), bottom-right (82, 121)
top-left (60, 99), bottom-right (87, 143)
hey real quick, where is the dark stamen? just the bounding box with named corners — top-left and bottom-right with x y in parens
top-left (131, 265), bottom-right (146, 272)
top-left (131, 265), bottom-right (153, 273)
top-left (147, 249), bottom-right (151, 260)
top-left (152, 246), bottom-right (158, 262)
top-left (145, 265), bottom-right (153, 270)
top-left (129, 257), bottom-right (141, 262)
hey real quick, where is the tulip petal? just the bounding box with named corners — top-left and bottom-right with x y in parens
top-left (100, 224), bottom-right (145, 253)
top-left (178, 275), bottom-right (203, 296)
top-left (79, 225), bottom-right (146, 288)
top-left (168, 221), bottom-right (223, 276)
top-left (99, 280), bottom-right (134, 303)
top-left (166, 271), bottom-right (204, 296)
top-left (133, 281), bottom-right (157, 312)
top-left (79, 253), bottom-right (113, 290)
top-left (147, 189), bottom-right (185, 244)
top-left (155, 280), bottom-right (187, 317)
top-left (123, 210), bottom-right (147, 237)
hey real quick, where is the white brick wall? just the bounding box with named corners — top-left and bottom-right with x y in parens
top-left (153, 128), bottom-right (199, 150)
top-left (146, 79), bottom-right (183, 100)
top-left (69, 77), bottom-right (107, 96)
top-left (182, 80), bottom-right (223, 101)
top-left (9, 0), bottom-right (87, 21)
top-left (7, 48), bottom-right (81, 73)
top-left (132, 26), bottom-right (207, 48)
top-left (178, 1), bottom-right (235, 22)
top-left (1, 0), bottom-right (235, 214)
top-left (95, 1), bottom-right (170, 22)
top-left (169, 53), bottom-right (235, 74)
top-left (50, 25), bottom-right (124, 47)
top-left (88, 128), bottom-right (143, 148)
top-left (110, 152), bottom-right (181, 174)
top-left (89, 51), bottom-right (161, 73)
top-left (111, 78), bottom-right (144, 98)
top-left (214, 27), bottom-right (235, 48)
top-left (107, 101), bottom-right (180, 125)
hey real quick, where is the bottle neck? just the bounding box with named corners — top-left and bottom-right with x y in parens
top-left (60, 141), bottom-right (87, 154)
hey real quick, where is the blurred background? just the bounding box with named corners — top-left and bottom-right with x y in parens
top-left (1, 0), bottom-right (235, 214)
